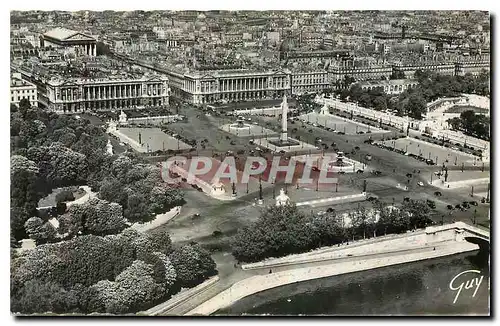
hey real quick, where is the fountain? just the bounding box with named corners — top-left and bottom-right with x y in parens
top-left (229, 116), bottom-right (252, 131)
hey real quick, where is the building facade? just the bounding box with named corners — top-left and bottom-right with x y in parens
top-left (45, 75), bottom-right (169, 113)
top-left (165, 68), bottom-right (291, 105)
top-left (357, 79), bottom-right (419, 95)
top-left (41, 27), bottom-right (97, 57)
top-left (290, 71), bottom-right (329, 95)
top-left (11, 73), bottom-right (38, 107)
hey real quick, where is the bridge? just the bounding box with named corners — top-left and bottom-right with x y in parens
top-left (426, 221), bottom-right (490, 252)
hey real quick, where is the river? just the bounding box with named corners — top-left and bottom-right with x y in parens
top-left (217, 251), bottom-right (489, 316)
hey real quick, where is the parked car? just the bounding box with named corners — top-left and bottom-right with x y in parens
top-left (447, 205), bottom-right (454, 210)
top-left (356, 169), bottom-right (364, 174)
top-left (426, 200), bottom-right (436, 209)
top-left (404, 197), bottom-right (410, 202)
top-left (417, 181), bottom-right (424, 186)
top-left (469, 201), bottom-right (478, 206)
top-left (434, 191), bottom-right (442, 197)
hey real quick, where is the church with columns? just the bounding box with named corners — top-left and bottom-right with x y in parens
top-left (41, 27), bottom-right (97, 57)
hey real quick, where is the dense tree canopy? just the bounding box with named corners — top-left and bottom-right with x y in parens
top-left (335, 69), bottom-right (490, 120)
top-left (231, 200), bottom-right (434, 263)
top-left (11, 227), bottom-right (216, 315)
top-left (447, 110), bottom-right (490, 141)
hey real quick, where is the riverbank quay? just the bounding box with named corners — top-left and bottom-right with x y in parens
top-left (186, 222), bottom-right (487, 315)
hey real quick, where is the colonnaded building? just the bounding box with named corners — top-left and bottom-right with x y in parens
top-left (41, 27), bottom-right (97, 57)
top-left (166, 67), bottom-right (292, 105)
top-left (45, 75), bottom-right (169, 113)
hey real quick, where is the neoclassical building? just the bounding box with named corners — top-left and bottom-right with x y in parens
top-left (165, 68), bottom-right (291, 105)
top-left (41, 28), bottom-right (97, 57)
top-left (45, 75), bottom-right (169, 113)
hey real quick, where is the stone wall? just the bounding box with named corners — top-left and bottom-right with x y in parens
top-left (187, 241), bottom-right (478, 316)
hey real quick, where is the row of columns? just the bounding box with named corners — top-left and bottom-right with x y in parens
top-left (60, 96), bottom-right (167, 112)
top-left (219, 77), bottom-right (269, 92)
top-left (60, 83), bottom-right (167, 101)
top-left (83, 43), bottom-right (97, 56)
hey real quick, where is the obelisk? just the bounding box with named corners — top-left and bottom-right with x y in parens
top-left (280, 95), bottom-right (288, 143)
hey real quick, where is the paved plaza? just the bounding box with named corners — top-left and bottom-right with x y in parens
top-left (379, 137), bottom-right (481, 166)
top-left (115, 127), bottom-right (192, 152)
top-left (298, 112), bottom-right (387, 135)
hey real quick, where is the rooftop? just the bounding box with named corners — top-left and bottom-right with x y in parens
top-left (43, 27), bottom-right (95, 42)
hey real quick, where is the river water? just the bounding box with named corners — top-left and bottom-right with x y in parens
top-left (217, 251), bottom-right (490, 316)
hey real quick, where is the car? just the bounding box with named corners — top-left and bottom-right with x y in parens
top-left (338, 132), bottom-right (346, 135)
top-left (308, 129), bottom-right (313, 133)
top-left (406, 173), bottom-right (413, 178)
top-left (372, 170), bottom-right (382, 176)
top-left (403, 197), bottom-right (410, 202)
top-left (455, 204), bottom-right (463, 210)
top-left (326, 207), bottom-right (335, 213)
top-left (462, 202), bottom-right (470, 209)
top-left (417, 181), bottom-right (424, 186)
top-left (434, 191), bottom-right (442, 197)
top-left (312, 123), bottom-right (318, 127)
top-left (447, 205), bottom-right (454, 210)
top-left (469, 201), bottom-right (478, 206)
top-left (365, 154), bottom-right (372, 161)
top-left (354, 146), bottom-right (360, 150)
top-left (426, 200), bottom-right (436, 209)
top-left (312, 166), bottom-right (320, 172)
top-left (367, 196), bottom-right (377, 202)
top-left (338, 171), bottom-right (346, 174)
top-left (356, 169), bottom-right (364, 174)
top-left (230, 140), bottom-right (236, 145)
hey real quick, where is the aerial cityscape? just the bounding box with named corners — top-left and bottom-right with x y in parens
top-left (10, 10), bottom-right (490, 316)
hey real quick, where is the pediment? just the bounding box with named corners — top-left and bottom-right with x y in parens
top-left (65, 33), bottom-right (96, 42)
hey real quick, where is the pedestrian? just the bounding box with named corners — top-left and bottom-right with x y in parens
top-left (269, 269), bottom-right (272, 274)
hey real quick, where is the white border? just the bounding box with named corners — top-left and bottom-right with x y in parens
top-left (2, 2), bottom-right (497, 326)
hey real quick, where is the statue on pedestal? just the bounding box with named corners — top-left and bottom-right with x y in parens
top-left (106, 139), bottom-right (113, 155)
top-left (276, 188), bottom-right (290, 207)
top-left (119, 110), bottom-right (128, 124)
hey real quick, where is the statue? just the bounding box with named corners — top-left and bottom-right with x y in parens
top-left (106, 139), bottom-right (113, 155)
top-left (119, 110), bottom-right (128, 124)
top-left (276, 188), bottom-right (290, 207)
top-left (320, 103), bottom-right (329, 115)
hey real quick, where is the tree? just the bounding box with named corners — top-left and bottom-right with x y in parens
top-left (11, 155), bottom-right (43, 241)
top-left (11, 280), bottom-right (80, 314)
top-left (88, 260), bottom-right (165, 314)
top-left (169, 244), bottom-right (217, 288)
top-left (26, 143), bottom-right (88, 189)
top-left (24, 217), bottom-right (58, 245)
top-left (406, 94), bottom-right (427, 120)
top-left (58, 198), bottom-right (127, 237)
top-left (401, 199), bottom-right (432, 230)
top-left (231, 205), bottom-right (317, 262)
